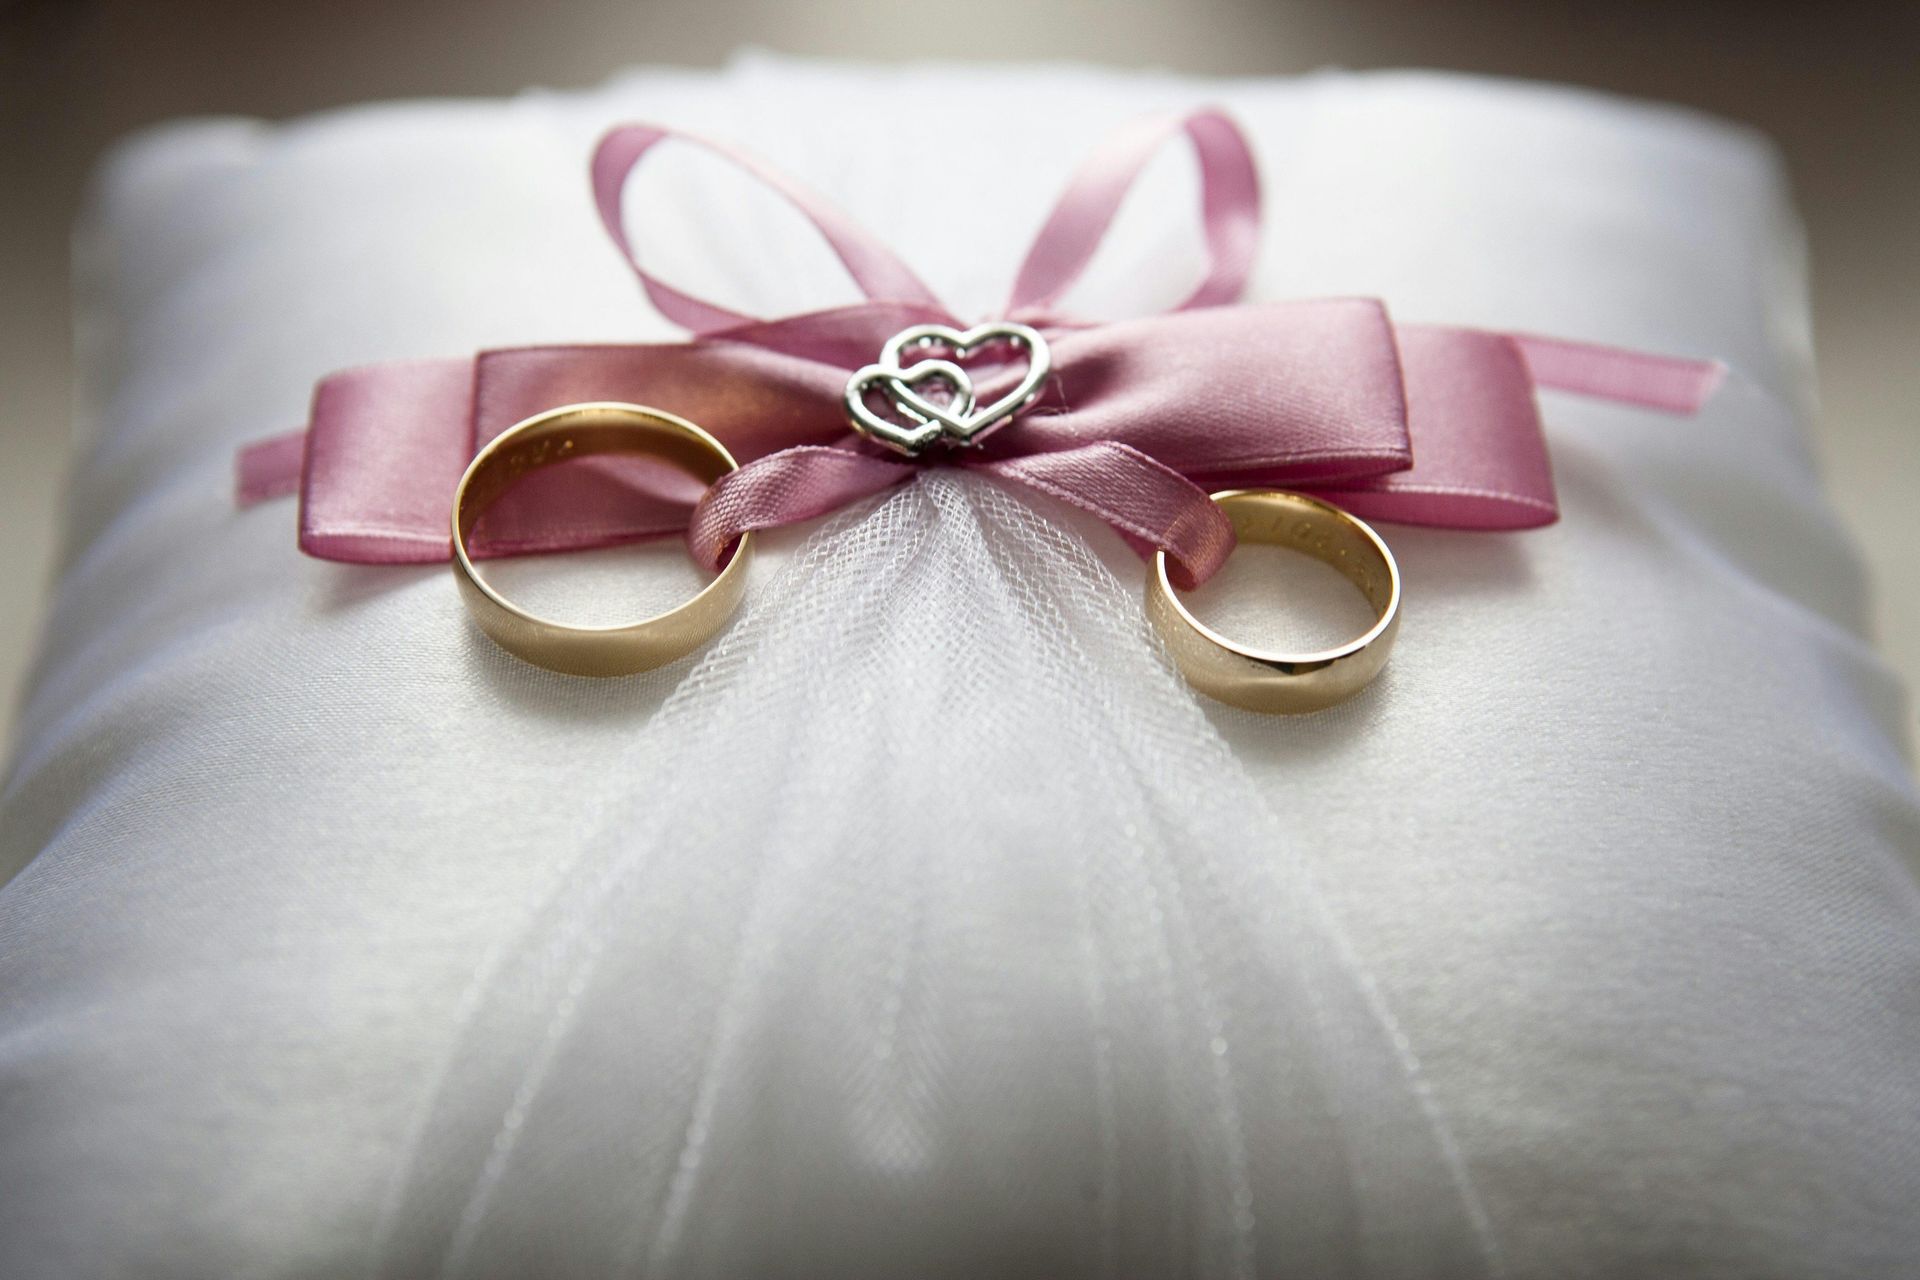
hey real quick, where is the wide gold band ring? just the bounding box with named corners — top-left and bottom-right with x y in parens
top-left (1146, 490), bottom-right (1401, 714)
top-left (450, 402), bottom-right (751, 676)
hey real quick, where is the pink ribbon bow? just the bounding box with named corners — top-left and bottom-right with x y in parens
top-left (237, 109), bottom-right (1723, 588)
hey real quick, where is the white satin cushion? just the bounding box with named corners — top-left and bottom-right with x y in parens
top-left (3, 55), bottom-right (1919, 1278)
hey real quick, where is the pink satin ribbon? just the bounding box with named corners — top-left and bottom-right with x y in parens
top-left (236, 109), bottom-right (1724, 588)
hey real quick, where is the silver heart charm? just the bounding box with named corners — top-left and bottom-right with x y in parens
top-left (844, 359), bottom-right (974, 455)
top-left (843, 321), bottom-right (1051, 456)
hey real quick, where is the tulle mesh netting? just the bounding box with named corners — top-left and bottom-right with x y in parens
top-left (372, 474), bottom-right (1499, 1279)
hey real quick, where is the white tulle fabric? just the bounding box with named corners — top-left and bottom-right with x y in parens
top-left (3, 54), bottom-right (1920, 1280)
top-left (375, 476), bottom-right (1490, 1279)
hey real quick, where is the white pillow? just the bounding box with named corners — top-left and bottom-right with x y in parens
top-left (3, 55), bottom-right (1917, 1278)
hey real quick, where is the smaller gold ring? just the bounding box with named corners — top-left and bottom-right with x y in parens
top-left (1146, 490), bottom-right (1401, 714)
top-left (451, 402), bottom-right (751, 676)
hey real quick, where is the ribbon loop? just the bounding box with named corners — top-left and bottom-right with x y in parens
top-left (593, 124), bottom-right (946, 335)
top-left (1006, 107), bottom-right (1263, 317)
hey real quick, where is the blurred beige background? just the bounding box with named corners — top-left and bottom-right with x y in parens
top-left (2, 0), bottom-right (1916, 756)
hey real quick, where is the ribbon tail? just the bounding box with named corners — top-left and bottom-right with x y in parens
top-left (687, 445), bottom-right (916, 573)
top-left (236, 430), bottom-right (308, 506)
top-left (1510, 332), bottom-right (1725, 413)
top-left (974, 442), bottom-right (1234, 590)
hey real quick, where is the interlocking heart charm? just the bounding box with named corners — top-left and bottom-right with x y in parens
top-left (843, 322), bottom-right (1052, 455)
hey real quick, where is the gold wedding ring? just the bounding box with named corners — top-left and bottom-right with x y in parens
top-left (451, 402), bottom-right (750, 676)
top-left (1147, 490), bottom-right (1400, 714)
